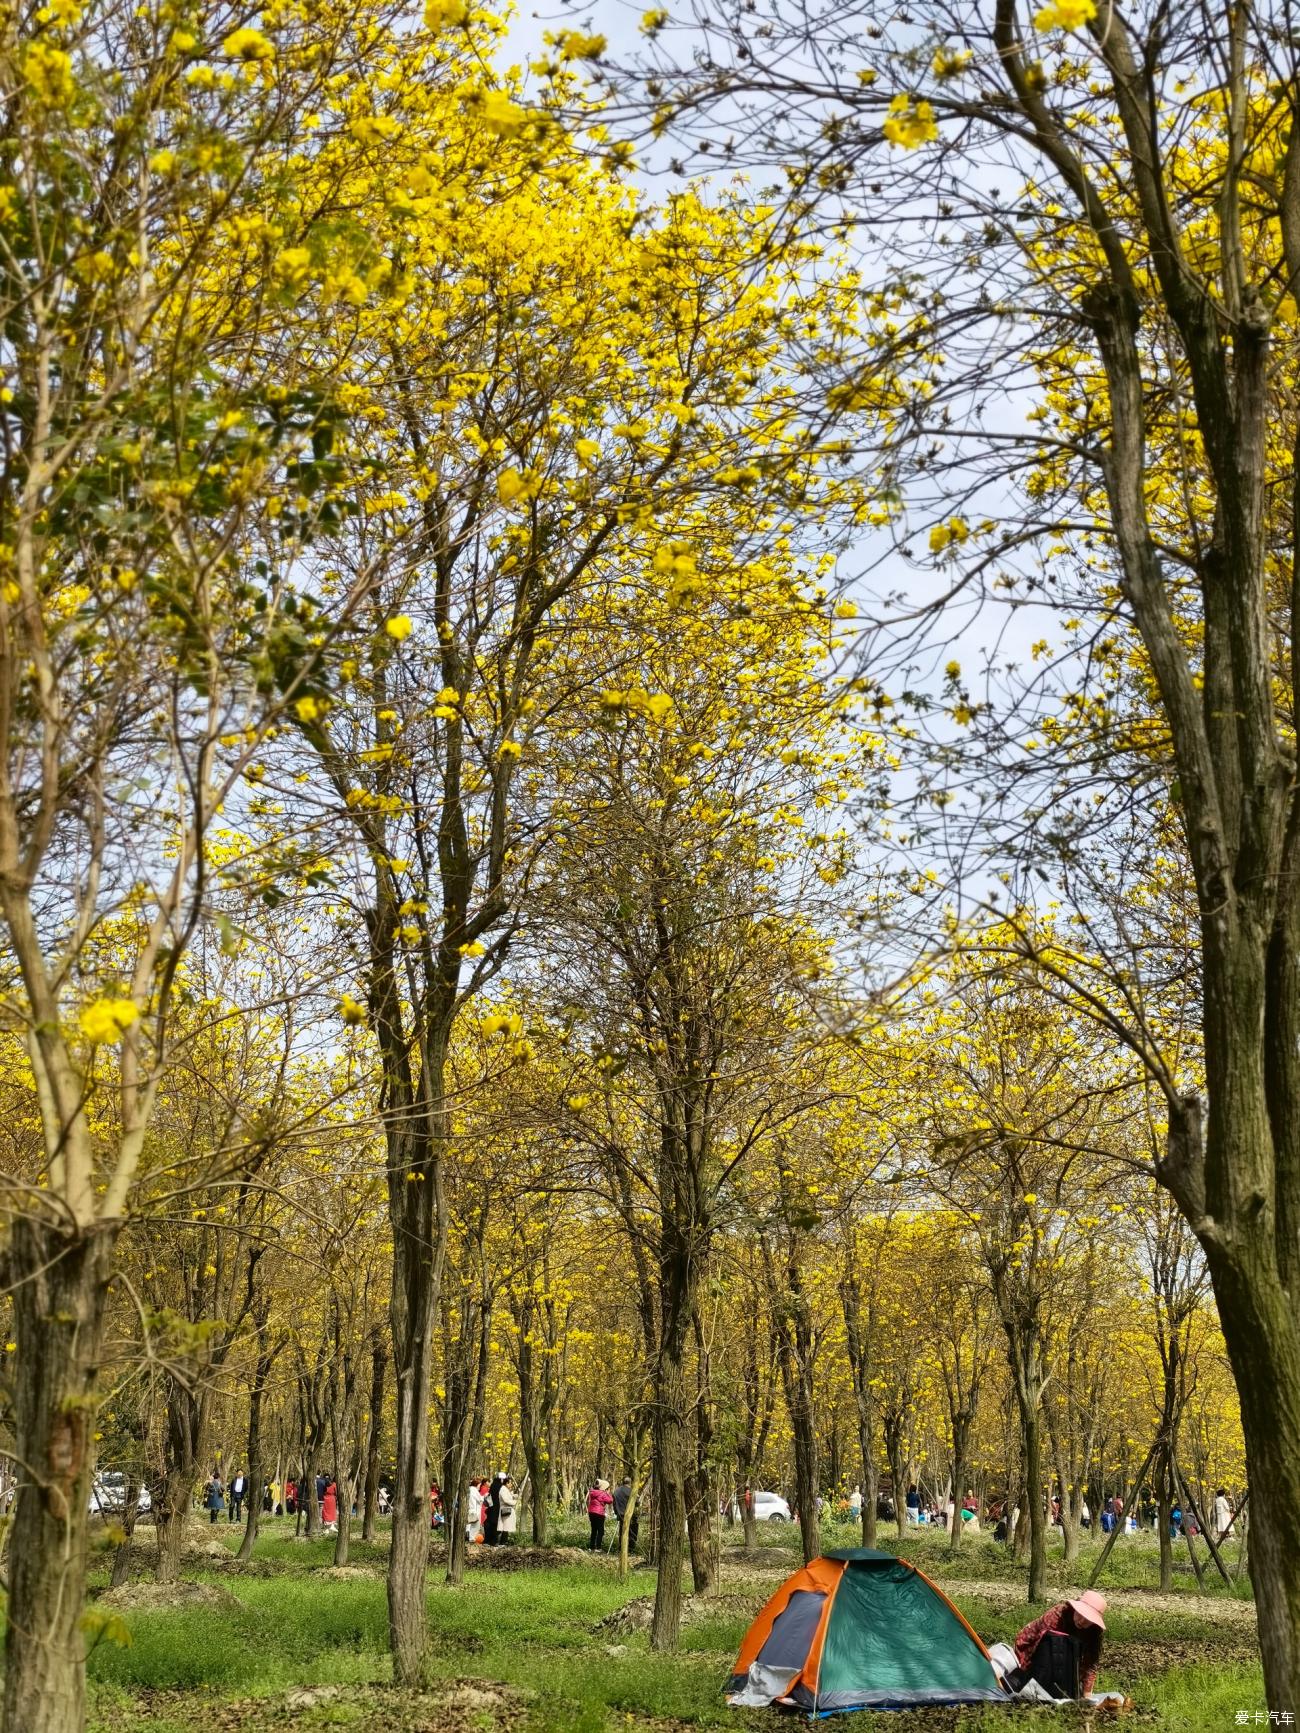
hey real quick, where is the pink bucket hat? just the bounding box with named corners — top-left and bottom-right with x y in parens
top-left (1068, 1590), bottom-right (1107, 1630)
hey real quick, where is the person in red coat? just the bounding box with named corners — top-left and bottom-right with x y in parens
top-left (585, 1479), bottom-right (614, 1551)
top-left (1013, 1591), bottom-right (1107, 1694)
top-left (322, 1480), bottom-right (338, 1527)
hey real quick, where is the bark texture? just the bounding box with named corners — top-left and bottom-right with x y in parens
top-left (767, 1230), bottom-right (820, 1566)
top-left (649, 1331), bottom-right (689, 1652)
top-left (238, 1305), bottom-right (276, 1564)
top-left (440, 1250), bottom-right (492, 1587)
top-left (3, 1218), bottom-right (114, 1733)
top-left (361, 1335), bottom-right (387, 1544)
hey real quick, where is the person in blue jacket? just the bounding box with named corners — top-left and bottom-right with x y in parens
top-left (203, 1473), bottom-right (226, 1524)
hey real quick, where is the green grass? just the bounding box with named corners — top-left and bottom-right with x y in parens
top-left (76, 1515), bottom-right (1267, 1732)
top-left (1142, 1662), bottom-right (1266, 1731)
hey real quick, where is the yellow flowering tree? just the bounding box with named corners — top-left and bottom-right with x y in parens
top-left (633, 0), bottom-right (1300, 1699)
top-left (0, 0), bottom-right (418, 1715)
top-left (905, 950), bottom-right (1141, 1598)
top-left (227, 7), bottom-right (869, 1672)
top-left (532, 553), bottom-right (870, 1642)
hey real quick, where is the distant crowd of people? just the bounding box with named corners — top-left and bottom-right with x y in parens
top-left (890, 1482), bottom-right (1238, 1545)
top-left (463, 1474), bottom-right (519, 1543)
top-left (201, 1470), bottom-right (351, 1530)
top-left (196, 1464), bottom-right (1238, 1561)
top-left (732, 1477), bottom-right (1240, 1547)
top-left (411, 1471), bottom-right (639, 1554)
top-left (196, 1465), bottom-right (636, 1551)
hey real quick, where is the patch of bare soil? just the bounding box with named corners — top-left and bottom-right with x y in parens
top-left (593, 1592), bottom-right (761, 1635)
top-left (1109, 1632), bottom-right (1259, 1679)
top-left (97, 1680), bottom-right (535, 1731)
top-left (720, 1547), bottom-right (791, 1572)
top-left (99, 1579), bottom-right (243, 1614)
top-left (313, 1563), bottom-right (382, 1580)
top-left (1102, 1586), bottom-right (1256, 1622)
top-left (944, 1577), bottom-right (1256, 1623)
top-left (164, 1550), bottom-right (284, 1578)
top-left (182, 1538), bottom-right (238, 1564)
top-left (414, 1679), bottom-right (534, 1731)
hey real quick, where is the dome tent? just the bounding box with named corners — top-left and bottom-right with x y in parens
top-left (726, 1549), bottom-right (1005, 1714)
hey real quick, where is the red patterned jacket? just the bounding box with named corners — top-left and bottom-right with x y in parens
top-left (1013, 1604), bottom-right (1102, 1694)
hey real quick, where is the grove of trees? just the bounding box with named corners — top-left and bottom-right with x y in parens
top-left (0, 0), bottom-right (1289, 1726)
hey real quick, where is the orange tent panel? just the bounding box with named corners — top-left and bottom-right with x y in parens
top-left (730, 1555), bottom-right (844, 1680)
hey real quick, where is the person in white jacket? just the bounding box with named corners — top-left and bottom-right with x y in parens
top-left (496, 1474), bottom-right (519, 1542)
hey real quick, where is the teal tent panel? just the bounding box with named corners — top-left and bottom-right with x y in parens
top-left (816, 1560), bottom-right (1002, 1708)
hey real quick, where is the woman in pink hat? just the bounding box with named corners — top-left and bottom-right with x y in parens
top-left (1012, 1590), bottom-right (1107, 1696)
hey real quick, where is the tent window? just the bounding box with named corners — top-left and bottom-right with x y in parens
top-left (755, 1589), bottom-right (827, 1670)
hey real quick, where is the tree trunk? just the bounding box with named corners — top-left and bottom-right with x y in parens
top-left (388, 1205), bottom-right (436, 1678)
top-left (993, 1277), bottom-right (1047, 1602)
top-left (333, 1476), bottom-right (352, 1566)
top-left (789, 1411), bottom-right (820, 1565)
top-left (514, 1275), bottom-right (558, 1548)
top-left (1012, 1476), bottom-right (1030, 1559)
top-left (334, 1492), bottom-right (352, 1565)
top-left (1052, 1436), bottom-right (1079, 1565)
top-left (1059, 1498), bottom-right (1079, 1565)
top-left (685, 1311), bottom-right (718, 1591)
top-left (861, 1451), bottom-right (878, 1549)
top-left (239, 1322), bottom-right (274, 1564)
top-left (153, 1494), bottom-right (187, 1583)
top-left (109, 1472), bottom-right (143, 1589)
top-left (1018, 1383), bottom-right (1047, 1602)
top-left (238, 1374), bottom-right (264, 1564)
top-left (153, 1376), bottom-right (205, 1585)
top-left (949, 1417), bottom-right (969, 1554)
top-left (883, 1413), bottom-right (907, 1540)
top-left (362, 1337), bottom-right (387, 1544)
top-left (1080, 198), bottom-right (1300, 1709)
top-left (651, 1275), bottom-right (693, 1649)
top-left (739, 1479), bottom-right (758, 1552)
top-left (734, 1296), bottom-right (774, 1555)
top-left (769, 1235), bottom-right (820, 1567)
top-left (365, 843), bottom-right (451, 1680)
top-left (522, 1432), bottom-right (549, 1546)
top-left (685, 1467), bottom-right (717, 1591)
top-left (618, 1474), bottom-right (643, 1580)
top-left (849, 1366), bottom-right (879, 1550)
top-left (3, 1217), bottom-right (114, 1733)
top-left (440, 1274), bottom-right (492, 1588)
top-left (1158, 1468), bottom-right (1174, 1591)
top-left (1192, 1220), bottom-right (1300, 1705)
top-left (650, 1340), bottom-right (688, 1652)
top-left (298, 1357), bottom-right (327, 1543)
top-left (446, 1496), bottom-right (469, 1582)
top-left (331, 1332), bottom-right (359, 1568)
top-left (840, 1262), bottom-right (879, 1549)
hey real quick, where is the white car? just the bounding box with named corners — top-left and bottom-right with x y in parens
top-left (733, 1490), bottom-right (792, 1522)
top-left (89, 1472), bottom-right (151, 1516)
